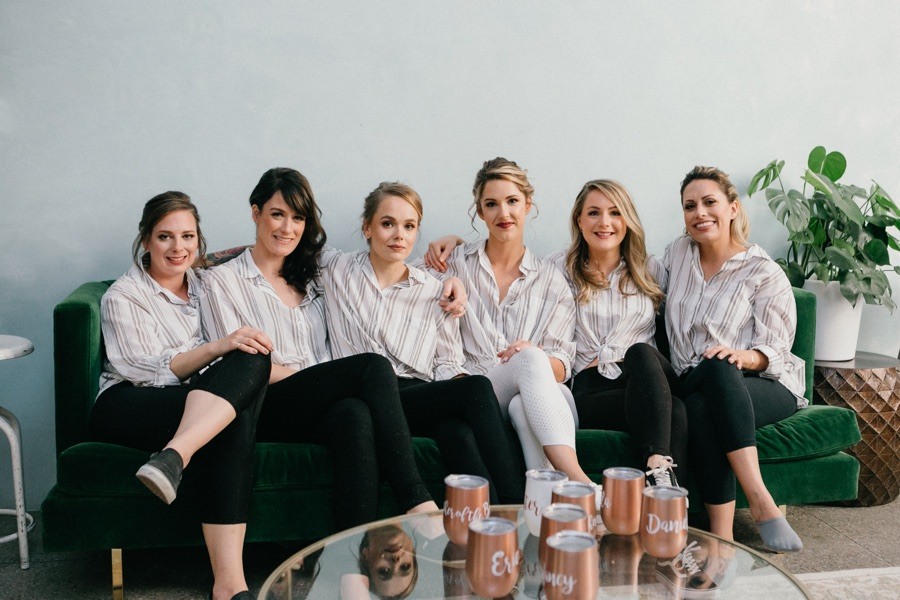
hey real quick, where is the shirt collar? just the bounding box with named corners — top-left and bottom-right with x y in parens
top-left (129, 262), bottom-right (199, 305)
top-left (239, 247), bottom-right (319, 303)
top-left (357, 251), bottom-right (425, 287)
top-left (688, 237), bottom-right (762, 264)
top-left (468, 239), bottom-right (539, 273)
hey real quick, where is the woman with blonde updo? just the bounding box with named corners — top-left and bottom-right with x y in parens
top-left (426, 158), bottom-right (592, 484)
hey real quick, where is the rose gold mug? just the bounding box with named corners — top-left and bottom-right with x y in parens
top-left (538, 503), bottom-right (590, 566)
top-left (443, 474), bottom-right (490, 545)
top-left (600, 467), bottom-right (644, 535)
top-left (640, 485), bottom-right (689, 559)
top-left (465, 517), bottom-right (521, 599)
top-left (542, 531), bottom-right (599, 600)
top-left (552, 481), bottom-right (598, 536)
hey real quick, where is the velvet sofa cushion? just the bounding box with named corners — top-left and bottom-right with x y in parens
top-left (57, 405), bottom-right (857, 497)
top-left (757, 404), bottom-right (861, 463)
top-left (55, 438), bottom-right (449, 497)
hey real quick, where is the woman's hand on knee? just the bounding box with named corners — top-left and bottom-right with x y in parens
top-left (703, 345), bottom-right (754, 370)
top-left (497, 339), bottom-right (534, 363)
top-left (216, 326), bottom-right (273, 356)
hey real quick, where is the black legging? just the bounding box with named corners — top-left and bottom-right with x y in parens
top-left (90, 350), bottom-right (271, 524)
top-left (572, 343), bottom-right (687, 471)
top-left (397, 375), bottom-right (526, 504)
top-left (257, 353), bottom-right (432, 529)
top-left (681, 357), bottom-right (797, 504)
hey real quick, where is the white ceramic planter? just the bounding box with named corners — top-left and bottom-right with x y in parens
top-left (803, 279), bottom-right (864, 361)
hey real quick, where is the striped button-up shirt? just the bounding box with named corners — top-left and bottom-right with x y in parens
top-left (430, 241), bottom-right (576, 378)
top-left (546, 250), bottom-right (666, 378)
top-left (660, 235), bottom-right (807, 404)
top-left (319, 250), bottom-right (467, 382)
top-left (99, 264), bottom-right (204, 396)
top-left (199, 248), bottom-right (331, 371)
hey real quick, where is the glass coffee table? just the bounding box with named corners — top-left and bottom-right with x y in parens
top-left (258, 505), bottom-right (809, 599)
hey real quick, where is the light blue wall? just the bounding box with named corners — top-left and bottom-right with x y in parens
top-left (1, 1), bottom-right (898, 510)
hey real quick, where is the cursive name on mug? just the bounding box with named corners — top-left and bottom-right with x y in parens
top-left (645, 513), bottom-right (688, 535)
top-left (443, 500), bottom-right (490, 523)
top-left (544, 569), bottom-right (576, 595)
top-left (490, 549), bottom-right (522, 576)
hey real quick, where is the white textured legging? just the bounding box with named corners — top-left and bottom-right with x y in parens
top-left (485, 346), bottom-right (579, 470)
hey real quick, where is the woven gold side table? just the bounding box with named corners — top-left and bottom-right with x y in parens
top-left (814, 351), bottom-right (900, 506)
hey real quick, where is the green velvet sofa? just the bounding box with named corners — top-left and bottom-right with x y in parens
top-left (43, 282), bottom-right (860, 566)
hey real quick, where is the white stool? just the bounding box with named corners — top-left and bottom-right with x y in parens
top-left (0, 335), bottom-right (36, 569)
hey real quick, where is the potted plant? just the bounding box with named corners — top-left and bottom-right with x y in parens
top-left (748, 146), bottom-right (900, 360)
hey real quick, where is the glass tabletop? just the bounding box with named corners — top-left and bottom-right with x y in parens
top-left (258, 505), bottom-right (809, 599)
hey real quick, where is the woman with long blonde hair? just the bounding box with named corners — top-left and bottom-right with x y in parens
top-left (546, 179), bottom-right (686, 488)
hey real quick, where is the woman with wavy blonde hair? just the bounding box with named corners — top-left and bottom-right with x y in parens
top-left (546, 179), bottom-right (686, 489)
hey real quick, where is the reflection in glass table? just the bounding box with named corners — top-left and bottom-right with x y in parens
top-left (259, 505), bottom-right (809, 599)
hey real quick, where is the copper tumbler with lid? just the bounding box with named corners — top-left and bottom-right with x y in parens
top-left (538, 503), bottom-right (590, 566)
top-left (465, 517), bottom-right (521, 599)
top-left (600, 467), bottom-right (644, 535)
top-left (640, 485), bottom-right (689, 559)
top-left (552, 480), bottom-right (598, 535)
top-left (542, 530), bottom-right (599, 600)
top-left (443, 474), bottom-right (490, 545)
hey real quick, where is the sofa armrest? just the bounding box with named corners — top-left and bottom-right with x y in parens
top-left (53, 281), bottom-right (112, 457)
top-left (790, 288), bottom-right (816, 404)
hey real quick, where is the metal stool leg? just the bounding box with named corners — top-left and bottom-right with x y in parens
top-left (0, 406), bottom-right (34, 569)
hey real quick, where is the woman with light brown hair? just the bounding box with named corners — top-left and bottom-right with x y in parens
top-left (545, 179), bottom-right (687, 488)
top-left (319, 181), bottom-right (526, 503)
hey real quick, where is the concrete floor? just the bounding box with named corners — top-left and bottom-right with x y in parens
top-left (1, 498), bottom-right (898, 599)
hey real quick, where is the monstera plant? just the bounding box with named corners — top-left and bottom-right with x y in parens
top-left (748, 146), bottom-right (900, 311)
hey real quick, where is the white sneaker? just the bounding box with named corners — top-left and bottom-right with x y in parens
top-left (645, 456), bottom-right (678, 488)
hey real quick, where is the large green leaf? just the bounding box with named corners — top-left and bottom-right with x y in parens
top-left (748, 160), bottom-right (783, 196)
top-left (811, 219), bottom-right (827, 246)
top-left (788, 229), bottom-right (815, 244)
top-left (832, 237), bottom-right (857, 256)
top-left (864, 239), bottom-right (890, 265)
top-left (838, 271), bottom-right (862, 305)
top-left (814, 263), bottom-right (832, 283)
top-left (868, 213), bottom-right (896, 227)
top-left (808, 146), bottom-right (847, 181)
top-left (765, 188), bottom-right (811, 233)
top-left (872, 188), bottom-right (900, 216)
top-left (825, 246), bottom-right (859, 271)
top-left (829, 183), bottom-right (866, 226)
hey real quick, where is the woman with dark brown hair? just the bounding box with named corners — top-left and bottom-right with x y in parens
top-left (92, 191), bottom-right (272, 600)
top-left (201, 168), bottom-right (439, 541)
